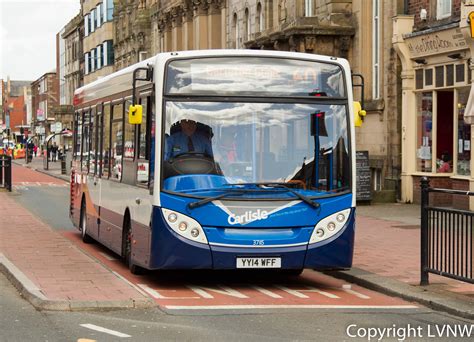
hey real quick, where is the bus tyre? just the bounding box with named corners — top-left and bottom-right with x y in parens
top-left (80, 200), bottom-right (93, 244)
top-left (123, 221), bottom-right (144, 275)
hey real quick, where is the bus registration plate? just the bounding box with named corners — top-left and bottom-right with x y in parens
top-left (236, 257), bottom-right (281, 268)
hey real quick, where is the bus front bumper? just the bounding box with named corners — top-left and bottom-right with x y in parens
top-left (148, 208), bottom-right (354, 270)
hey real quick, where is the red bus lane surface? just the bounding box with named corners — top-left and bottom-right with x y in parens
top-left (63, 231), bottom-right (418, 311)
top-left (12, 164), bottom-right (67, 187)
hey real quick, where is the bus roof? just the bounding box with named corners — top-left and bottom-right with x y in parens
top-left (73, 49), bottom-right (350, 107)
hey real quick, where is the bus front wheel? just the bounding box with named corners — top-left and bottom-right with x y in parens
top-left (80, 199), bottom-right (93, 244)
top-left (122, 219), bottom-right (144, 275)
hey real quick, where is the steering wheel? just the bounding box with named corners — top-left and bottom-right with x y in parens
top-left (169, 152), bottom-right (212, 163)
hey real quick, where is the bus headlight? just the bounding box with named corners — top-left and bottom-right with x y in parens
top-left (309, 209), bottom-right (351, 244)
top-left (162, 208), bottom-right (208, 244)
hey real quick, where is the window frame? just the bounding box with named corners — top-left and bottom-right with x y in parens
top-left (436, 0), bottom-right (452, 20)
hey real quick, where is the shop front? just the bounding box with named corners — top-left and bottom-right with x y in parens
top-left (394, 17), bottom-right (474, 210)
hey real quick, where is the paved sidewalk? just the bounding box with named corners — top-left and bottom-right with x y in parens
top-left (0, 191), bottom-right (153, 310)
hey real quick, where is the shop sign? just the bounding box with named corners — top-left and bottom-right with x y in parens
top-left (406, 28), bottom-right (468, 58)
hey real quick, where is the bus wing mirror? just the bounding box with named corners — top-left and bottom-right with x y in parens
top-left (353, 101), bottom-right (366, 127)
top-left (129, 104), bottom-right (143, 124)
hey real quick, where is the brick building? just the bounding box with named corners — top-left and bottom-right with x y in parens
top-left (31, 72), bottom-right (59, 147)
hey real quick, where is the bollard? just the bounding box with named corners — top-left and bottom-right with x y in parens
top-left (61, 156), bottom-right (67, 175)
top-left (420, 177), bottom-right (430, 286)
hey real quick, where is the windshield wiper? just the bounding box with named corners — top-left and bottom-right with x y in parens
top-left (187, 189), bottom-right (248, 210)
top-left (226, 182), bottom-right (320, 209)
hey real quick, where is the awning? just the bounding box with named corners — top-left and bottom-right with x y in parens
top-left (465, 83), bottom-right (474, 124)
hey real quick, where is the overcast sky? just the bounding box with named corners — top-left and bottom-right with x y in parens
top-left (0, 0), bottom-right (80, 81)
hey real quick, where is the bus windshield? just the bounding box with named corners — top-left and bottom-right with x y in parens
top-left (162, 101), bottom-right (351, 197)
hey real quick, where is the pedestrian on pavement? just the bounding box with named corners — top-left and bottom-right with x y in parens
top-left (52, 142), bottom-right (58, 162)
top-left (33, 144), bottom-right (38, 157)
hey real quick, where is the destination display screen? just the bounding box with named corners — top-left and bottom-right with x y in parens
top-left (165, 57), bottom-right (345, 98)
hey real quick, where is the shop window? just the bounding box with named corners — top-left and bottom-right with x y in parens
top-left (456, 87), bottom-right (471, 176)
top-left (435, 66), bottom-right (444, 88)
top-left (425, 69), bottom-right (433, 86)
top-left (436, 91), bottom-right (453, 173)
top-left (446, 64), bottom-right (454, 86)
top-left (416, 92), bottom-right (433, 172)
top-left (416, 69), bottom-right (423, 89)
top-left (455, 64), bottom-right (465, 83)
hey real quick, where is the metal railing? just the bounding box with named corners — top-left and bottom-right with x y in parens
top-left (420, 177), bottom-right (473, 285)
top-left (0, 155), bottom-right (12, 192)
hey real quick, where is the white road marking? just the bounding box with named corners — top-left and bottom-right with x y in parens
top-left (342, 284), bottom-right (371, 299)
top-left (251, 286), bottom-right (283, 298)
top-left (137, 284), bottom-right (200, 299)
top-left (188, 285), bottom-right (249, 299)
top-left (80, 324), bottom-right (131, 338)
top-left (275, 285), bottom-right (308, 298)
top-left (164, 305), bottom-right (419, 310)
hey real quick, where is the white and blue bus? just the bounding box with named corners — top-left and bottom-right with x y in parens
top-left (70, 49), bottom-right (361, 274)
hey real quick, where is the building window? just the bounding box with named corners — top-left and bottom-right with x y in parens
top-left (372, 0), bottom-right (380, 99)
top-left (416, 92), bottom-right (433, 172)
top-left (305, 0), bottom-right (314, 17)
top-left (425, 69), bottom-right (433, 86)
top-left (436, 0), bottom-right (451, 20)
top-left (105, 0), bottom-right (114, 21)
top-left (257, 3), bottom-right (264, 32)
top-left (456, 87), bottom-right (471, 176)
top-left (84, 14), bottom-right (90, 36)
top-left (85, 52), bottom-right (90, 74)
top-left (97, 3), bottom-right (102, 27)
top-left (104, 40), bottom-right (114, 66)
top-left (416, 90), bottom-right (457, 174)
top-left (435, 66), bottom-right (444, 87)
top-left (91, 8), bottom-right (96, 32)
top-left (97, 45), bottom-right (102, 69)
top-left (90, 48), bottom-right (95, 72)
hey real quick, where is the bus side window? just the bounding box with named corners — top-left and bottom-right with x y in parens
top-left (82, 110), bottom-right (90, 172)
top-left (73, 112), bottom-right (82, 163)
top-left (89, 107), bottom-right (96, 174)
top-left (111, 102), bottom-right (124, 180)
top-left (94, 103), bottom-right (102, 176)
top-left (101, 103), bottom-right (111, 178)
top-left (137, 96), bottom-right (149, 186)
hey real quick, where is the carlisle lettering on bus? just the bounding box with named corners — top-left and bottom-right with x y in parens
top-left (227, 209), bottom-right (269, 225)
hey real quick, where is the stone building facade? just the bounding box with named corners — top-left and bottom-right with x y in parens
top-left (113, 0), bottom-right (153, 70)
top-left (62, 13), bottom-right (84, 105)
top-left (82, 0), bottom-right (115, 84)
top-left (150, 0), bottom-right (226, 53)
top-left (393, 0), bottom-right (474, 209)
